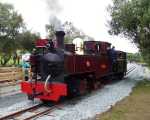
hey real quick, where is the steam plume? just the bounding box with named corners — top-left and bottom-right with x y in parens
top-left (45, 0), bottom-right (63, 31)
top-left (49, 15), bottom-right (63, 31)
top-left (45, 0), bottom-right (62, 14)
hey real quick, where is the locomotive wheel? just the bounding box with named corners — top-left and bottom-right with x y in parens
top-left (79, 79), bottom-right (88, 95)
top-left (118, 73), bottom-right (124, 80)
top-left (66, 77), bottom-right (88, 98)
top-left (86, 74), bottom-right (96, 92)
top-left (93, 81), bottom-right (101, 90)
top-left (41, 100), bottom-right (54, 106)
top-left (66, 77), bottom-right (78, 98)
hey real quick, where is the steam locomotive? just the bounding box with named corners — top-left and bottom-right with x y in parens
top-left (21, 31), bottom-right (127, 102)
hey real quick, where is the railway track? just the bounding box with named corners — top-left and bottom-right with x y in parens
top-left (0, 65), bottom-right (137, 120)
top-left (126, 66), bottom-right (136, 75)
top-left (0, 103), bottom-right (63, 120)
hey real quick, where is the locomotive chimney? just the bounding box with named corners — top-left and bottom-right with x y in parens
top-left (55, 31), bottom-right (65, 49)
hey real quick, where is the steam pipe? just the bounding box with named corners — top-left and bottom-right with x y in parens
top-left (44, 75), bottom-right (51, 93)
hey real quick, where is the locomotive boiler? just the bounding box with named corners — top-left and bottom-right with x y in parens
top-left (21, 30), bottom-right (127, 102)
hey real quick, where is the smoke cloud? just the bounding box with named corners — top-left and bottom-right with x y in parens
top-left (45, 0), bottom-right (62, 14)
top-left (45, 0), bottom-right (63, 31)
top-left (49, 15), bottom-right (63, 31)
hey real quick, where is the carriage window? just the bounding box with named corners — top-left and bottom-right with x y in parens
top-left (84, 43), bottom-right (95, 54)
top-left (118, 53), bottom-right (123, 58)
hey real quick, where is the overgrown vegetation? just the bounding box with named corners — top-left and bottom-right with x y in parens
top-left (127, 53), bottom-right (143, 63)
top-left (97, 80), bottom-right (150, 120)
top-left (108, 0), bottom-right (150, 66)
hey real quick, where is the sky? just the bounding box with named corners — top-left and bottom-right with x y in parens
top-left (1, 0), bottom-right (138, 53)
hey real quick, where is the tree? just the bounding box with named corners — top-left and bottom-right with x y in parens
top-left (45, 24), bottom-right (55, 39)
top-left (127, 53), bottom-right (143, 62)
top-left (108, 0), bottom-right (150, 66)
top-left (17, 30), bottom-right (40, 52)
top-left (63, 21), bottom-right (85, 43)
top-left (0, 3), bottom-right (24, 65)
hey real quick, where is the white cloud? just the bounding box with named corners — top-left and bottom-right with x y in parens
top-left (1, 0), bottom-right (49, 38)
top-left (1, 0), bottom-right (138, 53)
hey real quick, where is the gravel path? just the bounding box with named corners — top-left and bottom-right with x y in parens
top-left (0, 84), bottom-right (20, 97)
top-left (0, 96), bottom-right (40, 117)
top-left (0, 93), bottom-right (27, 108)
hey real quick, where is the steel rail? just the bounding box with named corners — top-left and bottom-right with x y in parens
top-left (126, 66), bottom-right (136, 75)
top-left (0, 103), bottom-right (63, 120)
top-left (23, 104), bottom-right (63, 120)
top-left (0, 104), bottom-right (43, 120)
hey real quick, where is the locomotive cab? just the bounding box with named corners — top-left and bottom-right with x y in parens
top-left (83, 41), bottom-right (111, 55)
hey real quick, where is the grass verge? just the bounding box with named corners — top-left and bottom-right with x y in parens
top-left (96, 80), bottom-right (150, 120)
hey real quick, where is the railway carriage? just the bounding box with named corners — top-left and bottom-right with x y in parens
top-left (21, 31), bottom-right (127, 102)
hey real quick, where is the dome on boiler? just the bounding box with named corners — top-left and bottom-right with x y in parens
top-left (73, 38), bottom-right (84, 54)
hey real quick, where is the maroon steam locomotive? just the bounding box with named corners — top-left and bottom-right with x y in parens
top-left (21, 31), bottom-right (127, 102)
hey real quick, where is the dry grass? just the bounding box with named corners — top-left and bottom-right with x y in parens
top-left (96, 80), bottom-right (150, 120)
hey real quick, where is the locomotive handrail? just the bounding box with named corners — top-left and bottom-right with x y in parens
top-left (44, 75), bottom-right (52, 93)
